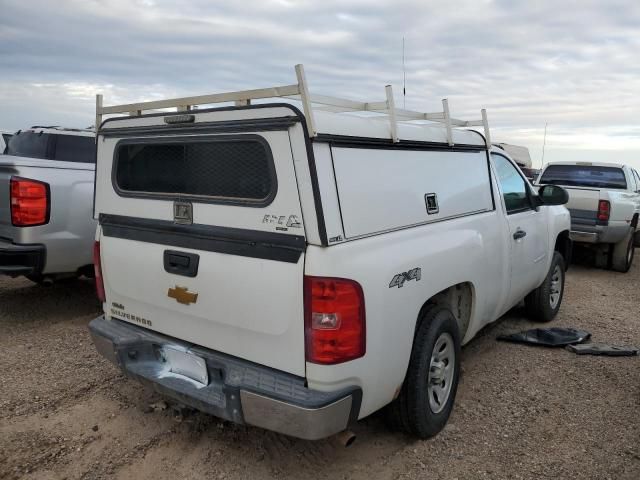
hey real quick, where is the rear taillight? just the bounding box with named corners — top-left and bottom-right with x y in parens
top-left (93, 241), bottom-right (106, 302)
top-left (597, 200), bottom-right (610, 223)
top-left (10, 177), bottom-right (49, 226)
top-left (304, 276), bottom-right (365, 364)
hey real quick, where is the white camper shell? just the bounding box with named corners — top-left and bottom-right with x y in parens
top-left (494, 143), bottom-right (532, 169)
top-left (90, 65), bottom-right (571, 441)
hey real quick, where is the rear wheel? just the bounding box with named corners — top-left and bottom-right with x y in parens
top-left (611, 228), bottom-right (635, 273)
top-left (385, 305), bottom-right (461, 438)
top-left (525, 251), bottom-right (565, 322)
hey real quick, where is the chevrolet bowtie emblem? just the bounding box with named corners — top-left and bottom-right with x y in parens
top-left (167, 286), bottom-right (198, 305)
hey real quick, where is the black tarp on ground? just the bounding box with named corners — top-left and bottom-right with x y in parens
top-left (566, 343), bottom-right (639, 356)
top-left (497, 328), bottom-right (591, 347)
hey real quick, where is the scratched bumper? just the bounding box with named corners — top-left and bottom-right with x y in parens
top-left (89, 315), bottom-right (361, 440)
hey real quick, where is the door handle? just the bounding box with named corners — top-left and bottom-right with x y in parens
top-left (513, 229), bottom-right (527, 240)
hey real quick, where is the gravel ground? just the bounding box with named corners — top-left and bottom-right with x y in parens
top-left (1, 259), bottom-right (639, 480)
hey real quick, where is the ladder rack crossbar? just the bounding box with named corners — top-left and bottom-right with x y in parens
top-left (96, 64), bottom-right (491, 148)
top-left (99, 84), bottom-right (301, 116)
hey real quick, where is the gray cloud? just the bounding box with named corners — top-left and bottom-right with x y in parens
top-left (2, 0), bottom-right (640, 167)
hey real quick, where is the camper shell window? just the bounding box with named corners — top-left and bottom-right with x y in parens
top-left (113, 135), bottom-right (277, 206)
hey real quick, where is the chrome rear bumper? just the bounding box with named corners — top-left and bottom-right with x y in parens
top-left (240, 391), bottom-right (354, 440)
top-left (570, 230), bottom-right (598, 243)
top-left (89, 315), bottom-right (360, 440)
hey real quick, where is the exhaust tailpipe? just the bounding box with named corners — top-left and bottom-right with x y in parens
top-left (333, 430), bottom-right (357, 447)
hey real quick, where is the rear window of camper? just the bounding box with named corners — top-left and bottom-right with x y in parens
top-left (114, 136), bottom-right (276, 205)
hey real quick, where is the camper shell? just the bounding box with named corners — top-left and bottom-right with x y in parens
top-left (89, 65), bottom-right (570, 440)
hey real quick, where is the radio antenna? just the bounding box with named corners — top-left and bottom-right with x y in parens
top-left (402, 37), bottom-right (406, 109)
top-left (541, 122), bottom-right (548, 166)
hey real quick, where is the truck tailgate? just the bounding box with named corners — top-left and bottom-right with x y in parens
top-left (563, 187), bottom-right (601, 226)
top-left (100, 229), bottom-right (306, 375)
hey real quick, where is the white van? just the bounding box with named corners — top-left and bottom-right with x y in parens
top-left (89, 65), bottom-right (571, 440)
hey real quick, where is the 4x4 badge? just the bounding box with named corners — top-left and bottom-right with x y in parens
top-left (389, 268), bottom-right (422, 288)
top-left (168, 286), bottom-right (198, 305)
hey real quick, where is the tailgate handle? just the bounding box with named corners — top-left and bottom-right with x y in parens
top-left (164, 250), bottom-right (199, 277)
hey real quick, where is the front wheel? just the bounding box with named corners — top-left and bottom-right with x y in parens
top-left (525, 251), bottom-right (565, 322)
top-left (385, 305), bottom-right (461, 438)
top-left (610, 228), bottom-right (635, 273)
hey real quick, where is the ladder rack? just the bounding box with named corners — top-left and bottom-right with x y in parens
top-left (96, 64), bottom-right (491, 147)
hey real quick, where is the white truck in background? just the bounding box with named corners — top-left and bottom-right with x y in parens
top-left (494, 143), bottom-right (539, 182)
top-left (0, 127), bottom-right (97, 283)
top-left (537, 161), bottom-right (640, 272)
top-left (89, 65), bottom-right (571, 441)
top-left (1, 130), bottom-right (13, 153)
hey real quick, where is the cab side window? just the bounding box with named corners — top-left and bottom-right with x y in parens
top-left (492, 154), bottom-right (531, 214)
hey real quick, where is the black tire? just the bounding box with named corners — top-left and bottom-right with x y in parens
top-left (593, 246), bottom-right (610, 269)
top-left (385, 305), bottom-right (461, 438)
top-left (610, 228), bottom-right (635, 273)
top-left (525, 251), bottom-right (565, 322)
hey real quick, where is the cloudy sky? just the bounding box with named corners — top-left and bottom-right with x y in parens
top-left (1, 0), bottom-right (640, 168)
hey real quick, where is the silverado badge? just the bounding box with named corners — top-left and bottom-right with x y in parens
top-left (168, 286), bottom-right (198, 305)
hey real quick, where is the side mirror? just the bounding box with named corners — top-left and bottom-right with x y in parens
top-left (537, 184), bottom-right (569, 206)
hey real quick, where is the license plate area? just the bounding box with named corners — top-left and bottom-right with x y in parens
top-left (162, 346), bottom-right (209, 386)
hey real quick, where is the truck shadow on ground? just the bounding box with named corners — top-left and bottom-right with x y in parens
top-left (570, 244), bottom-right (625, 270)
top-left (131, 400), bottom-right (415, 475)
top-left (0, 277), bottom-right (101, 328)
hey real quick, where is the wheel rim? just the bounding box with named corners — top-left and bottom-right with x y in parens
top-left (428, 332), bottom-right (455, 414)
top-left (549, 264), bottom-right (563, 309)
top-left (627, 236), bottom-right (634, 265)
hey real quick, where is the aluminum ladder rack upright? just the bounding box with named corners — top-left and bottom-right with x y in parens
top-left (96, 64), bottom-right (491, 147)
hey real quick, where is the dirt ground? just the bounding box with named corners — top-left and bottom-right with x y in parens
top-left (1, 258), bottom-right (639, 480)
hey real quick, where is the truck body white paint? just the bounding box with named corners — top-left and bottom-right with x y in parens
top-left (93, 103), bottom-right (570, 430)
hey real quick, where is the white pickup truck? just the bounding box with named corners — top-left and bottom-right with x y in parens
top-left (1, 130), bottom-right (13, 153)
top-left (89, 66), bottom-right (571, 441)
top-left (537, 161), bottom-right (640, 272)
top-left (0, 127), bottom-right (97, 283)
